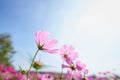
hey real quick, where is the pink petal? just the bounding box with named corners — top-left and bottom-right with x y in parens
top-left (6, 66), bottom-right (16, 74)
top-left (83, 69), bottom-right (88, 74)
top-left (62, 64), bottom-right (70, 68)
top-left (40, 31), bottom-right (50, 45)
top-left (66, 58), bottom-right (73, 65)
top-left (60, 45), bottom-right (72, 56)
top-left (45, 49), bottom-right (58, 54)
top-left (69, 52), bottom-right (78, 60)
top-left (68, 45), bottom-right (75, 52)
top-left (76, 65), bottom-right (82, 71)
top-left (43, 39), bottom-right (58, 49)
top-left (66, 69), bottom-right (72, 80)
top-left (76, 61), bottom-right (82, 70)
top-left (73, 70), bottom-right (82, 78)
top-left (35, 30), bottom-right (50, 45)
top-left (35, 31), bottom-right (42, 44)
top-left (60, 45), bottom-right (68, 53)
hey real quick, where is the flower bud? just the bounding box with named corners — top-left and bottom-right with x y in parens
top-left (33, 61), bottom-right (44, 70)
top-left (21, 70), bottom-right (27, 75)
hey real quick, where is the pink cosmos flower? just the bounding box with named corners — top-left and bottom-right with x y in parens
top-left (62, 62), bottom-right (82, 80)
top-left (35, 30), bottom-right (58, 54)
top-left (62, 60), bottom-right (88, 80)
top-left (60, 45), bottom-right (78, 62)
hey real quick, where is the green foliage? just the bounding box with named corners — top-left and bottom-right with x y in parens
top-left (0, 34), bottom-right (15, 66)
top-left (0, 73), bottom-right (4, 80)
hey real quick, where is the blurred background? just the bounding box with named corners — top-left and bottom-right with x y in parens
top-left (0, 0), bottom-right (120, 75)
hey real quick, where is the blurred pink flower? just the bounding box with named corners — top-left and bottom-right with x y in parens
top-left (0, 65), bottom-right (17, 79)
top-left (86, 76), bottom-right (95, 80)
top-left (21, 75), bottom-right (27, 80)
top-left (42, 73), bottom-right (54, 80)
top-left (37, 73), bottom-right (43, 80)
top-left (0, 64), bottom-right (4, 70)
top-left (0, 64), bottom-right (5, 73)
top-left (35, 30), bottom-right (58, 54)
top-left (60, 45), bottom-right (78, 62)
top-left (6, 66), bottom-right (16, 74)
top-left (16, 73), bottom-right (23, 80)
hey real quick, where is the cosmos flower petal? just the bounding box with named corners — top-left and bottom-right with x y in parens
top-left (76, 61), bottom-right (83, 70)
top-left (66, 58), bottom-right (73, 65)
top-left (40, 31), bottom-right (50, 45)
top-left (43, 39), bottom-right (58, 49)
top-left (83, 69), bottom-right (88, 74)
top-left (62, 64), bottom-right (70, 68)
top-left (36, 30), bottom-right (50, 45)
top-left (69, 52), bottom-right (79, 60)
top-left (35, 31), bottom-right (42, 44)
top-left (45, 49), bottom-right (58, 54)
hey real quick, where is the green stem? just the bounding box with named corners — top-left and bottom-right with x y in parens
top-left (70, 71), bottom-right (73, 80)
top-left (27, 49), bottom-right (39, 80)
top-left (60, 61), bottom-right (64, 80)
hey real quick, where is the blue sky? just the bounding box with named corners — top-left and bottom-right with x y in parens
top-left (0, 0), bottom-right (120, 75)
